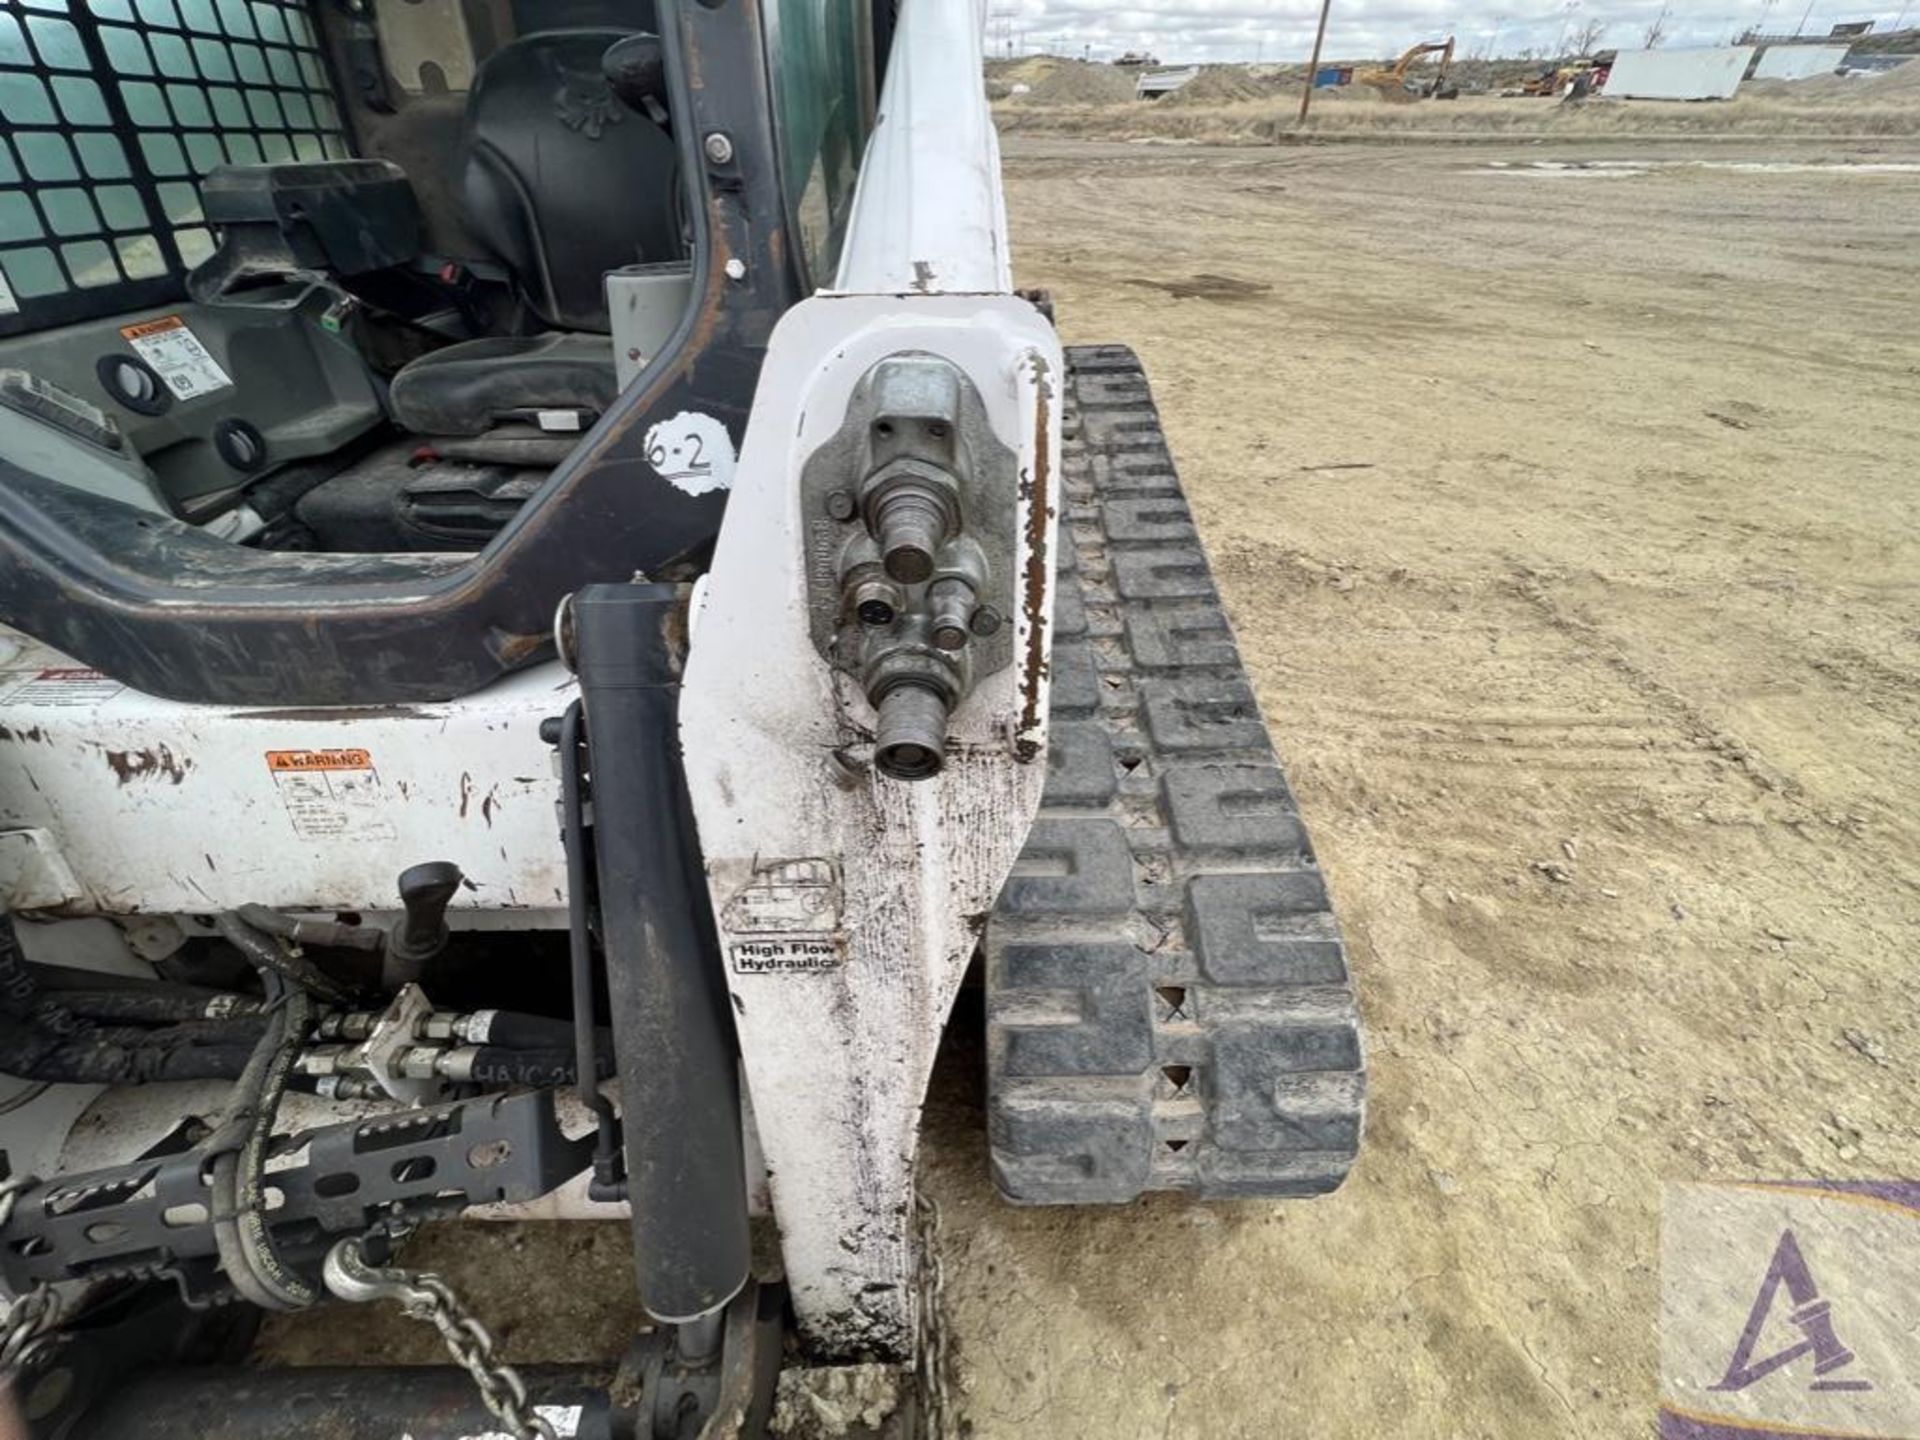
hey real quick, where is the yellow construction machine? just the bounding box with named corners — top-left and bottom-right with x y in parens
top-left (1356, 37), bottom-right (1460, 99)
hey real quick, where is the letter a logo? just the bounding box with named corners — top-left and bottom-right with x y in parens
top-left (1710, 1228), bottom-right (1872, 1394)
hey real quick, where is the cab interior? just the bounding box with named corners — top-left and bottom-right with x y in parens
top-left (0, 0), bottom-right (695, 554)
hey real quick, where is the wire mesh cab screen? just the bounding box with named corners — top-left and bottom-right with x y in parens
top-left (0, 0), bottom-right (350, 336)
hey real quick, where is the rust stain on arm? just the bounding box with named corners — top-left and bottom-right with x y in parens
top-left (1015, 354), bottom-right (1055, 763)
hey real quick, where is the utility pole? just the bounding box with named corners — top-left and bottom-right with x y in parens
top-left (1297, 0), bottom-right (1334, 125)
top-left (988, 6), bottom-right (1016, 57)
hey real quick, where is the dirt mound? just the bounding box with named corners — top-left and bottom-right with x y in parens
top-left (987, 55), bottom-right (1060, 88)
top-left (1878, 55), bottom-right (1920, 92)
top-left (1742, 56), bottom-right (1918, 102)
top-left (994, 79), bottom-right (1920, 140)
top-left (1160, 66), bottom-right (1283, 108)
top-left (1014, 60), bottom-right (1137, 106)
top-left (1306, 80), bottom-right (1386, 104)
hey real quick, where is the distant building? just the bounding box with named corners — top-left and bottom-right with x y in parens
top-left (1750, 43), bottom-right (1847, 80)
top-left (1738, 21), bottom-right (1873, 44)
top-left (1113, 51), bottom-right (1160, 68)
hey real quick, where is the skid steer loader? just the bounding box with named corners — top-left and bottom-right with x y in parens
top-left (0, 1), bottom-right (1365, 1434)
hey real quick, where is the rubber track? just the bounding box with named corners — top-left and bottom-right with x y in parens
top-left (985, 344), bottom-right (1366, 1203)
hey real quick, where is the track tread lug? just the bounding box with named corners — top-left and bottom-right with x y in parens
top-left (988, 345), bottom-right (1365, 1206)
top-left (1043, 721), bottom-right (1118, 807)
top-left (999, 819), bottom-right (1136, 919)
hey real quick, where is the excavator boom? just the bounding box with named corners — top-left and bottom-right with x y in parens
top-left (1355, 35), bottom-right (1457, 98)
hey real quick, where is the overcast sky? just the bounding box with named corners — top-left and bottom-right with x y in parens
top-left (989, 1), bottom-right (1916, 62)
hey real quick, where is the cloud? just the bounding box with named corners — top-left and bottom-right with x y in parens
top-left (989, 1), bottom-right (1909, 63)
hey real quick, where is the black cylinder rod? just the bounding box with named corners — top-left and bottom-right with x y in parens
top-left (71, 1365), bottom-right (624, 1440)
top-left (572, 582), bottom-right (750, 1325)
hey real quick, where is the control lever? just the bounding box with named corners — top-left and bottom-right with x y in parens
top-left (603, 33), bottom-right (671, 128)
top-left (384, 861), bottom-right (462, 990)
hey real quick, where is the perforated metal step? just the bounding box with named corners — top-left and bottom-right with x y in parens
top-left (986, 344), bottom-right (1365, 1204)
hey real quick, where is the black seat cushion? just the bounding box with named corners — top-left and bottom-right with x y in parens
top-left (390, 333), bottom-right (616, 436)
top-left (295, 437), bottom-right (545, 552)
top-left (461, 29), bottom-right (682, 332)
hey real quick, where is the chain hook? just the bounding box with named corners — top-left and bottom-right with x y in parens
top-left (322, 1235), bottom-right (556, 1440)
top-left (321, 1235), bottom-right (437, 1315)
top-left (0, 1176), bottom-right (71, 1384)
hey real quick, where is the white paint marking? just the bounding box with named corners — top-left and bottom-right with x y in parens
top-left (1472, 159), bottom-right (1920, 178)
top-left (644, 411), bottom-right (735, 495)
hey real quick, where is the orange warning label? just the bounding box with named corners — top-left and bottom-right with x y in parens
top-left (117, 314), bottom-right (232, 399)
top-left (118, 316), bottom-right (185, 342)
top-left (266, 749), bottom-right (374, 773)
top-left (266, 749), bottom-right (392, 839)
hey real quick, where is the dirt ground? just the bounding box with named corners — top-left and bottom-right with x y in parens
top-left (264, 135), bottom-right (1920, 1437)
top-left (928, 134), bottom-right (1920, 1439)
top-left (990, 54), bottom-right (1920, 141)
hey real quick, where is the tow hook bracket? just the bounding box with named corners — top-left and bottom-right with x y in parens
top-left (0, 1090), bottom-right (591, 1296)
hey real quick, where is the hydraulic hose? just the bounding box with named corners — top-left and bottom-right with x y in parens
top-left (233, 904), bottom-right (383, 953)
top-left (81, 1018), bottom-right (266, 1048)
top-left (207, 978), bottom-right (318, 1311)
top-left (0, 915), bottom-right (93, 1038)
top-left (558, 697), bottom-right (625, 1200)
top-left (0, 1010), bottom-right (255, 1083)
top-left (456, 1046), bottom-right (616, 1090)
top-left (53, 989), bottom-right (271, 1025)
top-left (22, 961), bottom-right (274, 1022)
top-left (214, 912), bottom-right (359, 1006)
top-left (466, 1009), bottom-right (602, 1052)
top-left (0, 917), bottom-right (264, 1081)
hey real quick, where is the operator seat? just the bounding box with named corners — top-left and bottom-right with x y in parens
top-left (388, 29), bottom-right (682, 441)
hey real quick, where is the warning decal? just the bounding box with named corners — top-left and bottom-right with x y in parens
top-left (721, 858), bottom-right (845, 975)
top-left (721, 858), bottom-right (842, 932)
top-left (266, 749), bottom-right (396, 839)
top-left (729, 938), bottom-right (845, 975)
top-left (0, 667), bottom-right (126, 707)
top-left (119, 315), bottom-right (233, 400)
top-left (267, 748), bottom-right (374, 772)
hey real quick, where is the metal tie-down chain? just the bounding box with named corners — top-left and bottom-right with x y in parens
top-left (323, 1234), bottom-right (557, 1440)
top-left (0, 1176), bottom-right (70, 1380)
top-left (914, 1189), bottom-right (955, 1440)
top-left (3, 1183), bottom-right (550, 1437)
top-left (10, 1178), bottom-right (959, 1439)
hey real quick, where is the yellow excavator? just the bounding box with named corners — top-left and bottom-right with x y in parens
top-left (1357, 37), bottom-right (1460, 100)
top-left (1522, 56), bottom-right (1605, 97)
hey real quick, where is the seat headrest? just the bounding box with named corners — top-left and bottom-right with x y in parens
top-left (459, 29), bottom-right (683, 333)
